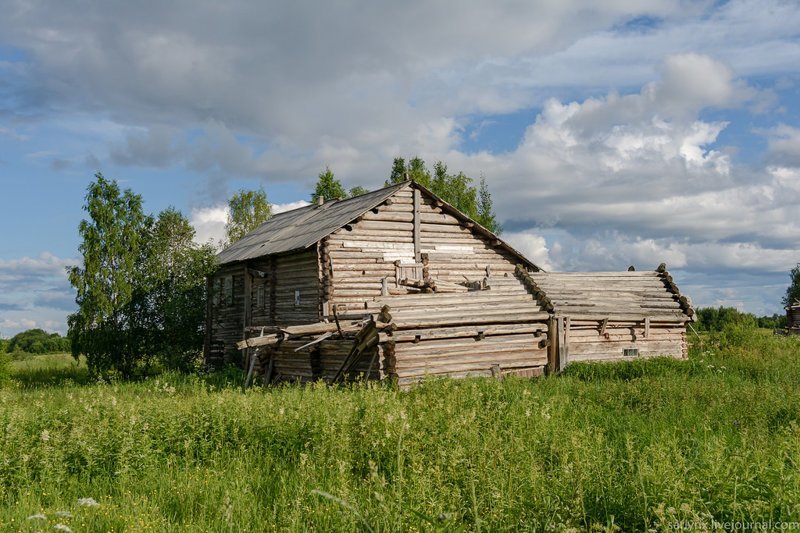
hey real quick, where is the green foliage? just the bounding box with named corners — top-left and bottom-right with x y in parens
top-left (68, 173), bottom-right (149, 376)
top-left (0, 352), bottom-right (8, 385)
top-left (477, 176), bottom-right (501, 234)
top-left (142, 208), bottom-right (218, 371)
top-left (225, 188), bottom-right (272, 244)
top-left (5, 329), bottom-right (70, 354)
top-left (695, 306), bottom-right (757, 332)
top-left (68, 175), bottom-right (217, 377)
top-left (2, 333), bottom-right (800, 529)
top-left (385, 157), bottom-right (432, 187)
top-left (311, 166), bottom-right (347, 203)
top-left (758, 313), bottom-right (787, 329)
top-left (387, 157), bottom-right (407, 185)
top-left (387, 157), bottom-right (502, 234)
top-left (348, 185), bottom-right (368, 198)
top-left (784, 263), bottom-right (800, 307)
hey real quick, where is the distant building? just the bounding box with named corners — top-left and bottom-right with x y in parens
top-left (787, 300), bottom-right (800, 335)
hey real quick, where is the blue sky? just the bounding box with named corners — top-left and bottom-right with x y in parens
top-left (0, 0), bottom-right (799, 336)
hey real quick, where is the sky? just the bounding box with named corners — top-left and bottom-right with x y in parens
top-left (0, 0), bottom-right (799, 336)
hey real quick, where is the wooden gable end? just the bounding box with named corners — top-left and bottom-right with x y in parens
top-left (322, 184), bottom-right (533, 316)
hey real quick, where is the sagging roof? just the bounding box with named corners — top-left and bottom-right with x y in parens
top-left (217, 180), bottom-right (541, 271)
top-left (524, 269), bottom-right (694, 322)
top-left (217, 182), bottom-right (407, 264)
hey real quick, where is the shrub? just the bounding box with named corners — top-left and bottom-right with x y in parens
top-left (0, 352), bottom-right (9, 385)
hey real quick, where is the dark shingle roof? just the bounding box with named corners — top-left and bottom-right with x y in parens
top-left (216, 180), bottom-right (541, 272)
top-left (217, 182), bottom-right (407, 264)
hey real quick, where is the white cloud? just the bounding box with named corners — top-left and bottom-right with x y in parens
top-left (0, 252), bottom-right (77, 337)
top-left (765, 124), bottom-right (800, 167)
top-left (190, 200), bottom-right (310, 246)
top-left (1, 0), bottom-right (798, 319)
top-left (190, 205), bottom-right (228, 247)
top-left (503, 232), bottom-right (555, 271)
top-left (274, 200), bottom-right (310, 214)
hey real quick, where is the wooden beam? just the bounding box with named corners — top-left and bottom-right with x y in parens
top-left (547, 317), bottom-right (557, 375)
top-left (242, 264), bottom-right (252, 369)
top-left (204, 276), bottom-right (212, 366)
top-left (413, 188), bottom-right (421, 262)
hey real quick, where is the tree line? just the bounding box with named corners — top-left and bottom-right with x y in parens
top-left (0, 329), bottom-right (70, 355)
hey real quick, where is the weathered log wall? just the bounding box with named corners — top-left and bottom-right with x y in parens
top-left (206, 264), bottom-right (246, 368)
top-left (377, 285), bottom-right (550, 386)
top-left (247, 335), bottom-right (380, 383)
top-left (530, 270), bottom-right (691, 366)
top-left (787, 304), bottom-right (800, 334)
top-left (325, 185), bottom-right (534, 315)
top-left (564, 322), bottom-right (687, 363)
top-left (248, 249), bottom-right (320, 326)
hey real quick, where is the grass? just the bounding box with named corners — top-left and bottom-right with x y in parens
top-left (0, 332), bottom-right (799, 531)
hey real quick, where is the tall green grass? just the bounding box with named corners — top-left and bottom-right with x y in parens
top-left (1, 334), bottom-right (799, 531)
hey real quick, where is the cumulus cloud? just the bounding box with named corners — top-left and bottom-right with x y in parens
top-left (0, 252), bottom-right (77, 336)
top-left (503, 232), bottom-right (555, 271)
top-left (1, 0), bottom-right (798, 320)
top-left (190, 200), bottom-right (310, 246)
top-left (765, 124), bottom-right (800, 167)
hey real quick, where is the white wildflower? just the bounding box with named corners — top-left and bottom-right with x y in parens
top-left (27, 513), bottom-right (47, 520)
top-left (55, 511), bottom-right (72, 518)
top-left (54, 525), bottom-right (72, 532)
top-left (40, 430), bottom-right (50, 442)
top-left (77, 497), bottom-right (99, 507)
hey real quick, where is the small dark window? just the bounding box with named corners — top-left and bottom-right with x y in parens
top-left (212, 278), bottom-right (221, 306)
top-left (222, 276), bottom-right (233, 306)
top-left (256, 285), bottom-right (265, 308)
top-left (623, 348), bottom-right (639, 357)
top-left (294, 289), bottom-right (301, 307)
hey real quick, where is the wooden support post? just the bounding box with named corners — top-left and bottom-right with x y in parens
top-left (557, 316), bottom-right (569, 373)
top-left (381, 277), bottom-right (389, 296)
top-left (644, 317), bottom-right (650, 339)
top-left (204, 276), bottom-right (212, 366)
top-left (269, 257), bottom-right (277, 325)
top-left (413, 188), bottom-right (421, 262)
top-left (242, 264), bottom-right (252, 370)
top-left (547, 317), bottom-right (557, 374)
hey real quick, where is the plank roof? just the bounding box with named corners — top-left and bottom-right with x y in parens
top-left (529, 271), bottom-right (692, 321)
top-left (217, 182), bottom-right (407, 264)
top-left (217, 180), bottom-right (540, 271)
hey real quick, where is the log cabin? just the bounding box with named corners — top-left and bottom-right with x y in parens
top-left (205, 181), bottom-right (694, 385)
top-left (787, 300), bottom-right (800, 335)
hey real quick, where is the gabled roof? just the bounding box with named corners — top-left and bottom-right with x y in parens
top-left (527, 270), bottom-right (693, 321)
top-left (217, 182), bottom-right (407, 264)
top-left (217, 180), bottom-right (540, 271)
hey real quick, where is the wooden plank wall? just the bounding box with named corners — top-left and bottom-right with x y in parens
top-left (206, 264), bottom-right (246, 368)
top-left (254, 340), bottom-right (380, 383)
top-left (565, 322), bottom-right (687, 363)
top-left (248, 249), bottom-right (320, 327)
top-left (418, 196), bottom-right (521, 283)
top-left (325, 188), bottom-right (416, 315)
top-left (378, 282), bottom-right (550, 386)
top-left (326, 185), bottom-right (534, 315)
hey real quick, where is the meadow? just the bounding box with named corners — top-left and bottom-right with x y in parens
top-left (1, 330), bottom-right (799, 531)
